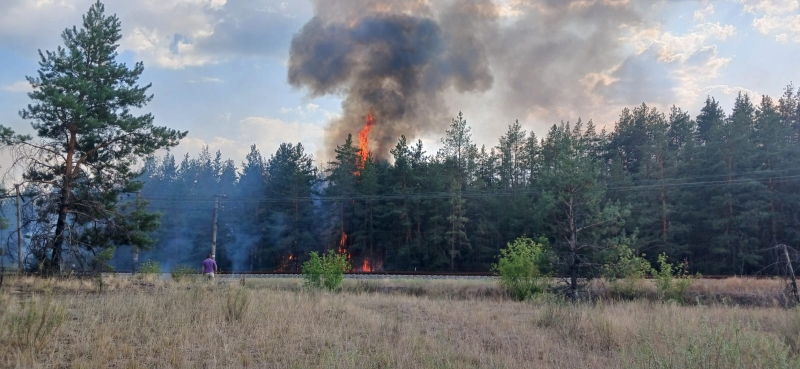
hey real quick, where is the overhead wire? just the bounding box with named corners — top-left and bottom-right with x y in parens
top-left (134, 171), bottom-right (800, 204)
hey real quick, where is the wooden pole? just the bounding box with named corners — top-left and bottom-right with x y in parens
top-left (132, 191), bottom-right (140, 273)
top-left (211, 195), bottom-right (219, 259)
top-left (15, 184), bottom-right (22, 273)
top-left (782, 244), bottom-right (799, 304)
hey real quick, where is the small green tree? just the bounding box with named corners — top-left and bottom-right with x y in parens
top-left (602, 245), bottom-right (652, 299)
top-left (653, 253), bottom-right (696, 303)
top-left (90, 247), bottom-right (116, 272)
top-left (302, 250), bottom-right (351, 292)
top-left (492, 237), bottom-right (551, 301)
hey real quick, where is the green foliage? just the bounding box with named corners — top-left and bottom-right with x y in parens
top-left (91, 247), bottom-right (116, 273)
top-left (4, 295), bottom-right (66, 354)
top-left (138, 260), bottom-right (161, 275)
top-left (603, 245), bottom-right (652, 299)
top-left (623, 319), bottom-right (800, 369)
top-left (0, 217), bottom-right (8, 231)
top-left (225, 287), bottom-right (250, 322)
top-left (780, 308), bottom-right (800, 352)
top-left (492, 237), bottom-right (551, 300)
top-left (653, 253), bottom-right (697, 303)
top-left (302, 250), bottom-right (351, 292)
top-left (171, 265), bottom-right (197, 282)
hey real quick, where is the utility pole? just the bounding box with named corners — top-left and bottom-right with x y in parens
top-left (132, 191), bottom-right (141, 273)
top-left (15, 184), bottom-right (22, 273)
top-left (211, 195), bottom-right (225, 259)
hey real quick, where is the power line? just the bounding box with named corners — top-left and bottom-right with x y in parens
top-left (133, 172), bottom-right (800, 204)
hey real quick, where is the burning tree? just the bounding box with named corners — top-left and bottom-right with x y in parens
top-left (321, 112), bottom-right (384, 272)
top-left (0, 1), bottom-right (186, 272)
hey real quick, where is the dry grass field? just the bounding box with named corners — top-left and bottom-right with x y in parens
top-left (0, 275), bottom-right (798, 369)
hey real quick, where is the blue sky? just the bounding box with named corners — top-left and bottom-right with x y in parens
top-left (1, 0), bottom-right (798, 167)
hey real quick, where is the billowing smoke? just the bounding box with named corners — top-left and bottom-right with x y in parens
top-left (289, 0), bottom-right (646, 158)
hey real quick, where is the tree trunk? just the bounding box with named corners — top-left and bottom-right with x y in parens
top-left (569, 195), bottom-right (578, 302)
top-left (50, 129), bottom-right (77, 273)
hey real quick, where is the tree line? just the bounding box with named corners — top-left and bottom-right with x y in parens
top-left (128, 88), bottom-right (800, 276)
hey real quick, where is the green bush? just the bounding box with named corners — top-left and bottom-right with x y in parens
top-left (492, 237), bottom-right (551, 301)
top-left (302, 250), bottom-right (351, 292)
top-left (653, 253), bottom-right (697, 303)
top-left (137, 260), bottom-right (161, 282)
top-left (138, 260), bottom-right (161, 275)
top-left (602, 245), bottom-right (652, 299)
top-left (171, 264), bottom-right (197, 282)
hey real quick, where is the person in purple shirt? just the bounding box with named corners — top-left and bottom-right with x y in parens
top-left (202, 254), bottom-right (217, 280)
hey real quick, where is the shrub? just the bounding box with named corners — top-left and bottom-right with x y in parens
top-left (492, 237), bottom-right (551, 301)
top-left (225, 287), bottom-right (250, 322)
top-left (171, 265), bottom-right (197, 282)
top-left (302, 250), bottom-right (351, 292)
top-left (7, 295), bottom-right (66, 354)
top-left (138, 260), bottom-right (161, 275)
top-left (653, 253), bottom-right (697, 303)
top-left (602, 245), bottom-right (652, 299)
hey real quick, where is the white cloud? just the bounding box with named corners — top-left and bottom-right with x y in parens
top-left (0, 0), bottom-right (306, 69)
top-left (621, 22), bottom-right (736, 65)
top-left (739, 0), bottom-right (799, 14)
top-left (694, 4), bottom-right (715, 21)
top-left (171, 116), bottom-right (325, 167)
top-left (2, 81), bottom-right (32, 93)
top-left (751, 14), bottom-right (800, 42)
top-left (699, 85), bottom-right (759, 97)
top-left (615, 22), bottom-right (736, 105)
top-left (739, 0), bottom-right (800, 43)
top-left (187, 76), bottom-right (224, 83)
top-left (671, 45), bottom-right (733, 105)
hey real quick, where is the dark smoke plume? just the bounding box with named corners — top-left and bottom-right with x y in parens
top-left (288, 0), bottom-right (495, 159)
top-left (288, 0), bottom-right (646, 158)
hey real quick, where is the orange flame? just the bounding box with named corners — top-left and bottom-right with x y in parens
top-left (275, 253), bottom-right (296, 272)
top-left (337, 230), bottom-right (352, 261)
top-left (358, 112), bottom-right (375, 170)
top-left (362, 259), bottom-right (371, 272)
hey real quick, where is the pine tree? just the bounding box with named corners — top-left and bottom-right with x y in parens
top-left (540, 123), bottom-right (626, 299)
top-left (0, 1), bottom-right (186, 272)
top-left (258, 143), bottom-right (319, 269)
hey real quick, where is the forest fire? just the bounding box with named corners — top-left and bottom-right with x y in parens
top-left (275, 253), bottom-right (296, 272)
top-left (338, 230), bottom-right (349, 255)
top-left (357, 112), bottom-right (375, 170)
top-left (337, 229), bottom-right (378, 272)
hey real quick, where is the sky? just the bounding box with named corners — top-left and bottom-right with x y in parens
top-left (0, 0), bottom-right (798, 170)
